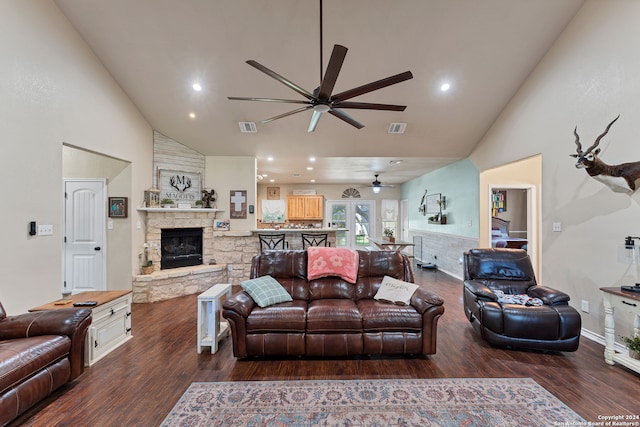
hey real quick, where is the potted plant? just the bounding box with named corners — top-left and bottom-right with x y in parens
top-left (141, 260), bottom-right (154, 275)
top-left (161, 198), bottom-right (174, 208)
top-left (383, 227), bottom-right (395, 243)
top-left (195, 200), bottom-right (204, 207)
top-left (620, 335), bottom-right (640, 359)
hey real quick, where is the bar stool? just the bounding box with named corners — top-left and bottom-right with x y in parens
top-left (301, 233), bottom-right (329, 249)
top-left (258, 233), bottom-right (288, 252)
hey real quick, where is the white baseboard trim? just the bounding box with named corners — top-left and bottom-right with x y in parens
top-left (581, 328), bottom-right (629, 354)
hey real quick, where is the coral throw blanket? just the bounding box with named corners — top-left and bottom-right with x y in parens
top-left (307, 247), bottom-right (359, 284)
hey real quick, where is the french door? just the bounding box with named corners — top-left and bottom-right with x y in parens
top-left (326, 200), bottom-right (375, 249)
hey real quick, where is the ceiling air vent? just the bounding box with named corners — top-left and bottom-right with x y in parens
top-left (239, 122), bottom-right (257, 133)
top-left (388, 123), bottom-right (407, 134)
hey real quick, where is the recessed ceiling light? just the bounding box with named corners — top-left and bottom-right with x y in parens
top-left (440, 83), bottom-right (451, 92)
top-left (269, 179), bottom-right (275, 183)
top-left (192, 83), bottom-right (202, 92)
top-left (309, 157), bottom-right (316, 162)
top-left (262, 173), bottom-right (268, 178)
top-left (189, 112), bottom-right (196, 119)
top-left (267, 156), bottom-right (274, 162)
top-left (306, 167), bottom-right (313, 171)
top-left (310, 179), bottom-right (316, 183)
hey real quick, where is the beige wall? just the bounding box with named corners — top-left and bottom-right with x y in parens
top-left (205, 157), bottom-right (257, 231)
top-left (0, 2), bottom-right (152, 314)
top-left (471, 1), bottom-right (640, 335)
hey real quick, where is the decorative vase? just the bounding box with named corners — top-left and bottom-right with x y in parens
top-left (630, 349), bottom-right (640, 360)
top-left (141, 265), bottom-right (154, 275)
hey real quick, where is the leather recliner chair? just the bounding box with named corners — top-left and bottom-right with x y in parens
top-left (463, 248), bottom-right (581, 352)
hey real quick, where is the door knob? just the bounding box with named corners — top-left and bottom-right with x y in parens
top-left (94, 246), bottom-right (101, 251)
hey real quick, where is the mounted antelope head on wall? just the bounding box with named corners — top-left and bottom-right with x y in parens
top-left (571, 115), bottom-right (640, 193)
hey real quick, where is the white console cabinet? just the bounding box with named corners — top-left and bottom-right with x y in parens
top-left (600, 287), bottom-right (640, 374)
top-left (29, 290), bottom-right (133, 366)
top-left (87, 291), bottom-right (133, 366)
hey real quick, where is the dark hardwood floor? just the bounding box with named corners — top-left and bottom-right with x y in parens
top-left (14, 267), bottom-right (640, 426)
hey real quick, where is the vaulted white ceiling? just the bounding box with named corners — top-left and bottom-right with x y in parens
top-left (55, 0), bottom-right (584, 185)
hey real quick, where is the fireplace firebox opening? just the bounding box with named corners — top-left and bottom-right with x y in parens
top-left (160, 228), bottom-right (203, 269)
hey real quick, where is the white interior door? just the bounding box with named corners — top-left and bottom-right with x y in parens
top-left (326, 200), bottom-right (375, 249)
top-left (64, 179), bottom-right (106, 294)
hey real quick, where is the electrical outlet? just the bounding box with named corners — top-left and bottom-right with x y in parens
top-left (553, 222), bottom-right (562, 232)
top-left (581, 300), bottom-right (589, 313)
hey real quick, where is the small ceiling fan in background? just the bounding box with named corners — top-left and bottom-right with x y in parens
top-left (228, 0), bottom-right (413, 132)
top-left (368, 174), bottom-right (394, 193)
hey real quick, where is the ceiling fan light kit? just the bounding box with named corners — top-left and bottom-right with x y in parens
top-left (228, 0), bottom-right (413, 133)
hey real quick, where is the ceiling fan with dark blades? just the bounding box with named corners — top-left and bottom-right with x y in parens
top-left (228, 0), bottom-right (413, 132)
top-left (368, 174), bottom-right (394, 193)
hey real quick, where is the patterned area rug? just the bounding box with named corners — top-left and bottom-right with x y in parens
top-left (160, 378), bottom-right (585, 427)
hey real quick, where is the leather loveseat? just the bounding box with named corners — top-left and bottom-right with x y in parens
top-left (222, 250), bottom-right (445, 358)
top-left (463, 248), bottom-right (581, 352)
top-left (0, 302), bottom-right (92, 426)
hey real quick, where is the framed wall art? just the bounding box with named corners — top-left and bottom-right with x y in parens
top-left (267, 187), bottom-right (280, 200)
top-left (109, 197), bottom-right (128, 218)
top-left (230, 190), bottom-right (247, 219)
top-left (158, 169), bottom-right (202, 205)
top-left (214, 219), bottom-right (230, 231)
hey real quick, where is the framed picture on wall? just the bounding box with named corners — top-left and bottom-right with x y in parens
top-left (267, 187), bottom-right (280, 200)
top-left (230, 190), bottom-right (247, 219)
top-left (214, 219), bottom-right (230, 231)
top-left (108, 197), bottom-right (128, 218)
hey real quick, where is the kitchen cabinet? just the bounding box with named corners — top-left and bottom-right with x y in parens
top-left (287, 195), bottom-right (324, 220)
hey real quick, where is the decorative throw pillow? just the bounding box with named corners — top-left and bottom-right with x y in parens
top-left (240, 275), bottom-right (292, 308)
top-left (307, 247), bottom-right (359, 284)
top-left (374, 275), bottom-right (419, 306)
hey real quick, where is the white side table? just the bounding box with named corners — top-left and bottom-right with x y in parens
top-left (197, 283), bottom-right (232, 354)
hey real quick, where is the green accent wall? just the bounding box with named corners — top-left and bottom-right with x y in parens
top-left (401, 159), bottom-right (479, 238)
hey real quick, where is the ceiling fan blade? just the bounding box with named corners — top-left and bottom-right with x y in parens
top-left (307, 110), bottom-right (323, 133)
top-left (261, 105), bottom-right (313, 124)
top-left (228, 97), bottom-right (311, 105)
top-left (246, 60), bottom-right (315, 100)
top-left (330, 71), bottom-right (413, 103)
top-left (334, 101), bottom-right (407, 111)
top-left (328, 108), bottom-right (364, 129)
top-left (317, 45), bottom-right (347, 100)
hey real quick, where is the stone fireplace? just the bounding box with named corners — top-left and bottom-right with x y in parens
top-left (160, 227), bottom-right (203, 269)
top-left (133, 209), bottom-right (227, 303)
top-left (144, 210), bottom-right (218, 269)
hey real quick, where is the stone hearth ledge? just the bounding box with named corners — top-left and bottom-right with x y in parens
top-left (132, 264), bottom-right (228, 303)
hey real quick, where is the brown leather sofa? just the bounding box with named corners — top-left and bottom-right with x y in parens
top-left (463, 248), bottom-right (581, 352)
top-left (0, 302), bottom-right (92, 426)
top-left (222, 250), bottom-right (445, 358)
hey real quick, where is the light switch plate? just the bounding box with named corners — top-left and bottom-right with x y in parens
top-left (38, 224), bottom-right (53, 236)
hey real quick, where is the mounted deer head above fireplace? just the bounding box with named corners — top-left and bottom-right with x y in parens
top-left (570, 115), bottom-right (640, 193)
